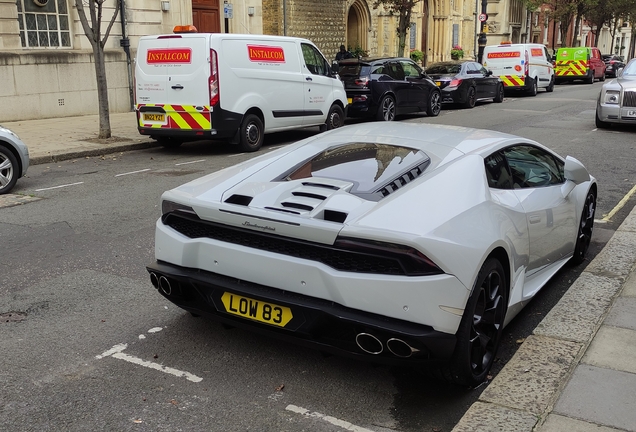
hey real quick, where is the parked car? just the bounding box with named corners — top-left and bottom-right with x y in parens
top-left (147, 122), bottom-right (596, 387)
top-left (425, 61), bottom-right (504, 108)
top-left (336, 57), bottom-right (441, 121)
top-left (596, 58), bottom-right (636, 128)
top-left (602, 54), bottom-right (626, 78)
top-left (554, 47), bottom-right (605, 84)
top-left (0, 125), bottom-right (29, 195)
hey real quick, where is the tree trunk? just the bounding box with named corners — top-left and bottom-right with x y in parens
top-left (397, 11), bottom-right (410, 57)
top-left (93, 45), bottom-right (112, 139)
top-left (573, 15), bottom-right (581, 47)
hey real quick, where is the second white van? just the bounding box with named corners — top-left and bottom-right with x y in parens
top-left (135, 28), bottom-right (348, 152)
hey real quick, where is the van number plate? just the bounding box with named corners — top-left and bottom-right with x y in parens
top-left (143, 113), bottom-right (165, 122)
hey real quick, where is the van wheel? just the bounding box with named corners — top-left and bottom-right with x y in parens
top-left (326, 105), bottom-right (345, 130)
top-left (526, 78), bottom-right (538, 96)
top-left (585, 72), bottom-right (594, 84)
top-left (376, 96), bottom-right (396, 121)
top-left (546, 76), bottom-right (555, 92)
top-left (463, 87), bottom-right (476, 108)
top-left (239, 114), bottom-right (264, 152)
top-left (493, 84), bottom-right (504, 103)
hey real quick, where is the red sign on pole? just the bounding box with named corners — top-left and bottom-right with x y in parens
top-left (479, 13), bottom-right (488, 22)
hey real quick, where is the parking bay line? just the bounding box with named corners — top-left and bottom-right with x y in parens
top-left (285, 405), bottom-right (375, 432)
top-left (115, 168), bottom-right (151, 177)
top-left (175, 159), bottom-right (205, 166)
top-left (35, 181), bottom-right (84, 192)
top-left (96, 343), bottom-right (203, 383)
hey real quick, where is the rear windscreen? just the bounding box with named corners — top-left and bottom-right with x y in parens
top-left (426, 63), bottom-right (461, 74)
top-left (338, 64), bottom-right (371, 78)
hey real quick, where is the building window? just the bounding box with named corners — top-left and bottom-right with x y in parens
top-left (16, 0), bottom-right (71, 48)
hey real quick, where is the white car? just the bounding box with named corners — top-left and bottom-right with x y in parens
top-left (0, 125), bottom-right (29, 195)
top-left (147, 122), bottom-right (596, 386)
top-left (596, 58), bottom-right (636, 128)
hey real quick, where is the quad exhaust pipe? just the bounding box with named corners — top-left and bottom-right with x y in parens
top-left (355, 333), bottom-right (419, 358)
top-left (149, 272), bottom-right (177, 297)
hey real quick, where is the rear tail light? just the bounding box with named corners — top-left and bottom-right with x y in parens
top-left (353, 95), bottom-right (368, 102)
top-left (333, 237), bottom-right (443, 276)
top-left (449, 78), bottom-right (462, 87)
top-left (209, 49), bottom-right (219, 106)
top-left (354, 77), bottom-right (369, 87)
top-left (524, 50), bottom-right (529, 76)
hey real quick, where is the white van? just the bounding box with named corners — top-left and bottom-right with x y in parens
top-left (135, 27), bottom-right (348, 152)
top-left (482, 43), bottom-right (554, 96)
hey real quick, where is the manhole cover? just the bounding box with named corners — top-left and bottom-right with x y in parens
top-left (1, 311), bottom-right (27, 322)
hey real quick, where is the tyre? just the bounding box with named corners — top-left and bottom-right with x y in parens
top-left (0, 145), bottom-right (19, 195)
top-left (546, 76), bottom-right (555, 93)
top-left (526, 78), bottom-right (538, 96)
top-left (570, 189), bottom-right (596, 265)
top-left (376, 95), bottom-right (396, 121)
top-left (463, 87), bottom-right (476, 109)
top-left (600, 72), bottom-right (606, 82)
top-left (427, 90), bottom-right (442, 117)
top-left (325, 104), bottom-right (345, 130)
top-left (595, 110), bottom-right (611, 129)
top-left (238, 113), bottom-right (264, 152)
top-left (436, 258), bottom-right (508, 387)
top-left (156, 137), bottom-right (182, 148)
top-left (585, 71), bottom-right (594, 84)
top-left (493, 83), bottom-right (504, 103)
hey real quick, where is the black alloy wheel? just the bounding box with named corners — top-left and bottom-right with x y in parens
top-left (326, 104), bottom-right (345, 130)
top-left (427, 90), bottom-right (442, 116)
top-left (571, 190), bottom-right (596, 265)
top-left (238, 113), bottom-right (264, 152)
top-left (493, 83), bottom-right (505, 102)
top-left (437, 258), bottom-right (507, 387)
top-left (376, 95), bottom-right (396, 121)
top-left (463, 87), bottom-right (476, 109)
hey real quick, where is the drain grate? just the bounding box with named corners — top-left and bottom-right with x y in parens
top-left (1, 311), bottom-right (27, 322)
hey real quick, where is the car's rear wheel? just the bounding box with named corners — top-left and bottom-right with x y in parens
top-left (427, 90), bottom-right (442, 116)
top-left (600, 72), bottom-right (606, 82)
top-left (239, 113), bottom-right (264, 152)
top-left (595, 110), bottom-right (611, 129)
top-left (0, 145), bottom-right (19, 195)
top-left (326, 104), bottom-right (345, 130)
top-left (376, 95), bottom-right (396, 121)
top-left (463, 87), bottom-right (476, 108)
top-left (436, 258), bottom-right (507, 387)
top-left (493, 83), bottom-right (505, 103)
top-left (571, 190), bottom-right (596, 265)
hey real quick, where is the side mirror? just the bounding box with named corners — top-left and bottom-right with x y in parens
top-left (564, 156), bottom-right (590, 184)
top-left (486, 70), bottom-right (493, 76)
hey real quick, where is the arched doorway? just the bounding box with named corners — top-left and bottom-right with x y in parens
top-left (347, 0), bottom-right (370, 53)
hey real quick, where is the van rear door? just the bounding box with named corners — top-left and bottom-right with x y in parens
top-left (483, 45), bottom-right (526, 88)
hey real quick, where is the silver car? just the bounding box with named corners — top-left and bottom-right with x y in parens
top-left (0, 125), bottom-right (30, 194)
top-left (596, 58), bottom-right (636, 128)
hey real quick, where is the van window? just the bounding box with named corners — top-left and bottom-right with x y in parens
top-left (302, 43), bottom-right (329, 76)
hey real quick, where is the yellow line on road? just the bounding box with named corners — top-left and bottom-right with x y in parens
top-left (602, 183), bottom-right (636, 222)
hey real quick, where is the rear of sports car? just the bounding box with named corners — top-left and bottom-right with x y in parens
top-left (147, 126), bottom-right (500, 366)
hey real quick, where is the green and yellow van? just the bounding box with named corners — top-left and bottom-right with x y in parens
top-left (554, 47), bottom-right (606, 84)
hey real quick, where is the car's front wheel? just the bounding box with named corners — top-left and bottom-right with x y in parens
top-left (0, 145), bottom-right (19, 195)
top-left (376, 95), bottom-right (396, 121)
top-left (571, 189), bottom-right (596, 265)
top-left (436, 258), bottom-right (507, 387)
top-left (239, 113), bottom-right (264, 152)
top-left (427, 90), bottom-right (442, 116)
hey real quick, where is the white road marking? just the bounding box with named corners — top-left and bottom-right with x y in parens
top-left (138, 335), bottom-right (146, 339)
top-left (228, 153), bottom-right (246, 157)
top-left (96, 342), bottom-right (203, 383)
top-left (175, 159), bottom-right (205, 166)
top-left (111, 352), bottom-right (203, 383)
top-left (285, 405), bottom-right (375, 432)
top-left (35, 182), bottom-right (84, 192)
top-left (148, 327), bottom-right (163, 333)
top-left (602, 183), bottom-right (636, 222)
top-left (115, 169), bottom-right (151, 177)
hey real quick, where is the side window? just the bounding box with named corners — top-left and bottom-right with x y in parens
top-left (400, 60), bottom-right (423, 78)
top-left (386, 62), bottom-right (406, 80)
top-left (301, 43), bottom-right (328, 76)
top-left (467, 63), bottom-right (481, 75)
top-left (479, 64), bottom-right (489, 75)
top-left (485, 152), bottom-right (513, 189)
top-left (503, 145), bottom-right (565, 189)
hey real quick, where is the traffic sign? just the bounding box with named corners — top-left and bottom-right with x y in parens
top-left (224, 3), bottom-right (233, 19)
top-left (479, 13), bottom-right (488, 22)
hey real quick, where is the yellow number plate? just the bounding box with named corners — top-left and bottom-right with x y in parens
top-left (435, 81), bottom-right (442, 86)
top-left (143, 113), bottom-right (165, 122)
top-left (221, 292), bottom-right (293, 327)
top-left (347, 97), bottom-right (353, 104)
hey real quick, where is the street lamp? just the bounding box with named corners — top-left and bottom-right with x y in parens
top-left (477, 0), bottom-right (488, 64)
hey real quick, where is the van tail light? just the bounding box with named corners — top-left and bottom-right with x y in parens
top-left (449, 78), bottom-right (462, 87)
top-left (209, 49), bottom-right (219, 106)
top-left (524, 50), bottom-right (529, 76)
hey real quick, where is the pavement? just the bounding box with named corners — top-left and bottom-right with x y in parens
top-left (4, 112), bottom-right (636, 432)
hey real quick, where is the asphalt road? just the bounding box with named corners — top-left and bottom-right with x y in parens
top-left (1, 81), bottom-right (634, 432)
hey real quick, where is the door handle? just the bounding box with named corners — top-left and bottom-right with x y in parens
top-left (529, 215), bottom-right (541, 224)
top-left (306, 77), bottom-right (313, 81)
top-left (171, 85), bottom-right (184, 90)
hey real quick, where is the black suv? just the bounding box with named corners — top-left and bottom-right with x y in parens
top-left (602, 54), bottom-right (625, 78)
top-left (336, 57), bottom-right (441, 121)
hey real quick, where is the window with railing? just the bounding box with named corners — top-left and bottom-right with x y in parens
top-left (16, 0), bottom-right (71, 48)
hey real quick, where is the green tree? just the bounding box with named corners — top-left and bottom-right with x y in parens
top-left (372, 0), bottom-right (425, 57)
top-left (75, 0), bottom-right (121, 139)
